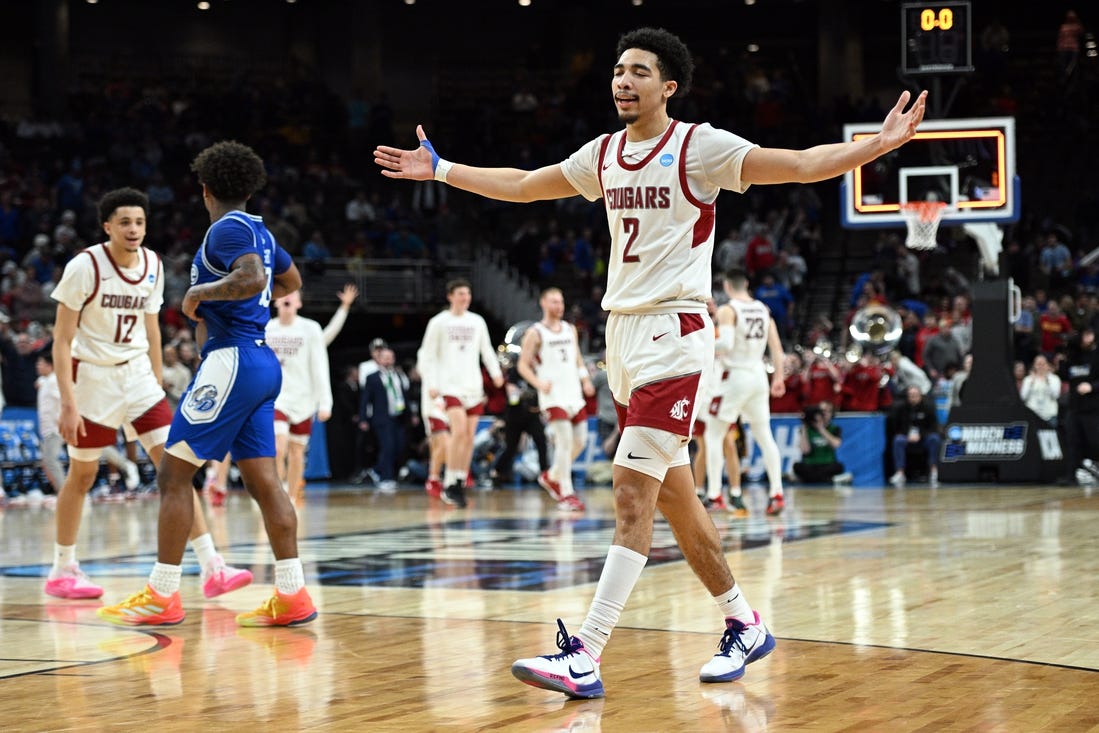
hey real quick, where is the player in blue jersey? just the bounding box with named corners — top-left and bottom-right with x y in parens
top-left (99, 141), bottom-right (317, 628)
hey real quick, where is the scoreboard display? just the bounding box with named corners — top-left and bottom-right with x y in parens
top-left (901, 2), bottom-right (973, 75)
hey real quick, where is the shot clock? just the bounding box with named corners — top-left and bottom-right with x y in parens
top-left (901, 1), bottom-right (973, 75)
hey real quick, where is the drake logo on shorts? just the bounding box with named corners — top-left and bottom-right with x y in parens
top-left (669, 397), bottom-right (691, 421)
top-left (189, 384), bottom-right (219, 413)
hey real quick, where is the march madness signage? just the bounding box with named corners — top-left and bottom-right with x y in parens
top-left (942, 423), bottom-right (1027, 462)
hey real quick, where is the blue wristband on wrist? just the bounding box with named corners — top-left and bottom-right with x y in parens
top-left (420, 139), bottom-right (440, 172)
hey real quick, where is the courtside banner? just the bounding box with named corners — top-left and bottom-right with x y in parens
top-left (475, 412), bottom-right (886, 488)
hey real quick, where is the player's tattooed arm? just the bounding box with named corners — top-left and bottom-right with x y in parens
top-left (181, 253), bottom-right (267, 320)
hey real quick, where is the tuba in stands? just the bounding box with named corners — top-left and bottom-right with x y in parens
top-left (847, 304), bottom-right (902, 360)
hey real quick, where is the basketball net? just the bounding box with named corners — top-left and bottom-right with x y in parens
top-left (899, 201), bottom-right (948, 251)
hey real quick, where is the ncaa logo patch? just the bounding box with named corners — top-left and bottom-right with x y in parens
top-left (660, 153), bottom-right (674, 167)
top-left (189, 384), bottom-right (219, 412)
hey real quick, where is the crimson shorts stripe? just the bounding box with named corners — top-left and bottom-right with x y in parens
top-left (74, 418), bottom-right (122, 449)
top-left (130, 398), bottom-right (173, 435)
top-left (679, 313), bottom-right (705, 337)
top-left (623, 372), bottom-right (701, 437)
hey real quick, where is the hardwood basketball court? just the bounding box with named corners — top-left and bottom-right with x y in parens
top-left (2, 482), bottom-right (1097, 732)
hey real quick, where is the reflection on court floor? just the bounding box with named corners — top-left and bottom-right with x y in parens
top-left (0, 514), bottom-right (889, 591)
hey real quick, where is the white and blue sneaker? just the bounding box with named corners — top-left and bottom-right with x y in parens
top-left (699, 611), bottom-right (776, 683)
top-left (511, 619), bottom-right (604, 699)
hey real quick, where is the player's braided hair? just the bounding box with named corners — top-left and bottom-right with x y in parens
top-left (616, 27), bottom-right (694, 97)
top-left (97, 187), bottom-right (148, 223)
top-left (191, 140), bottom-right (267, 203)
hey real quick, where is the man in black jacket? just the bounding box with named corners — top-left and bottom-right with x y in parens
top-left (1059, 327), bottom-right (1099, 484)
top-left (493, 361), bottom-right (549, 486)
top-left (889, 385), bottom-right (942, 487)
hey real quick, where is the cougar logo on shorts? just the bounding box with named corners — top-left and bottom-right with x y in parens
top-left (669, 397), bottom-right (691, 421)
top-left (189, 384), bottom-right (219, 413)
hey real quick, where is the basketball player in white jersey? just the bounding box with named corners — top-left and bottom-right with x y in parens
top-left (416, 278), bottom-right (504, 507)
top-left (266, 290), bottom-right (333, 504)
top-left (46, 187), bottom-right (251, 601)
top-left (376, 26), bottom-right (926, 698)
top-left (695, 298), bottom-right (748, 517)
top-left (517, 287), bottom-right (594, 513)
top-left (705, 268), bottom-right (787, 517)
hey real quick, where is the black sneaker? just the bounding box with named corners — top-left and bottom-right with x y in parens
top-left (442, 480), bottom-right (467, 508)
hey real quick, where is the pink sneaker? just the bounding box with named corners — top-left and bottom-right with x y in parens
top-left (538, 471), bottom-right (565, 502)
top-left (202, 556), bottom-right (254, 599)
top-left (45, 564), bottom-right (104, 600)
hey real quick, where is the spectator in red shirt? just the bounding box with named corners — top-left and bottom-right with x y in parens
top-left (804, 352), bottom-right (843, 407)
top-left (913, 312), bottom-right (939, 369)
top-left (842, 353), bottom-right (886, 411)
top-left (771, 352), bottom-right (807, 414)
top-left (744, 226), bottom-right (777, 276)
top-left (1039, 300), bottom-right (1074, 356)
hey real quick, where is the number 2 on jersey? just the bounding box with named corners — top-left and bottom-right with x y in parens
top-left (621, 217), bottom-right (641, 262)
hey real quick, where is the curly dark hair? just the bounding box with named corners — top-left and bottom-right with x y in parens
top-left (98, 187), bottom-right (149, 223)
top-left (190, 140), bottom-right (268, 203)
top-left (615, 27), bottom-right (694, 97)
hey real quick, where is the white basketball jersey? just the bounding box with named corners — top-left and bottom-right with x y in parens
top-left (50, 243), bottom-right (163, 365)
top-left (417, 309), bottom-right (502, 399)
top-left (266, 315), bottom-right (333, 423)
top-left (531, 321), bottom-right (584, 412)
top-left (723, 299), bottom-right (771, 370)
top-left (560, 122), bottom-right (757, 315)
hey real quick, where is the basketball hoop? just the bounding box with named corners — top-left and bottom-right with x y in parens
top-left (899, 201), bottom-right (948, 251)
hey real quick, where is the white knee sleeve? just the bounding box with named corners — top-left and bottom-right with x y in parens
top-left (614, 425), bottom-right (688, 482)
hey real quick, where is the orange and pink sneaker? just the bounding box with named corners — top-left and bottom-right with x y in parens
top-left (201, 556), bottom-right (253, 599)
top-left (97, 585), bottom-right (185, 626)
top-left (45, 564), bottom-right (104, 599)
top-left (236, 587), bottom-right (317, 628)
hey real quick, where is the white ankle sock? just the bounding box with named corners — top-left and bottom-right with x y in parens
top-left (714, 583), bottom-right (755, 625)
top-left (52, 543), bottom-right (76, 575)
top-left (190, 533), bottom-right (217, 570)
top-left (274, 557), bottom-right (305, 594)
top-left (149, 563), bottom-right (182, 596)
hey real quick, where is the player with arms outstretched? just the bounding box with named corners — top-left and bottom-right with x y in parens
top-left (376, 26), bottom-right (926, 696)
